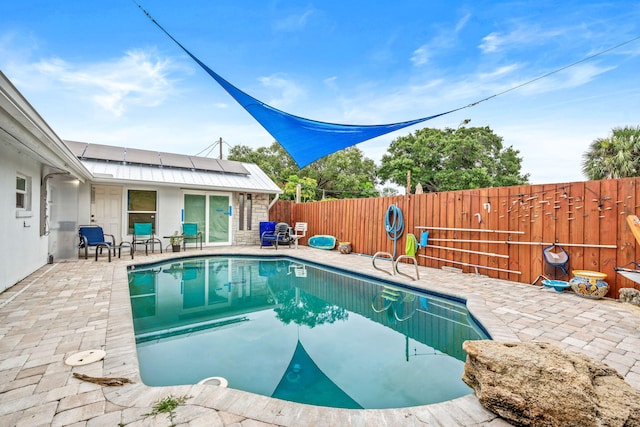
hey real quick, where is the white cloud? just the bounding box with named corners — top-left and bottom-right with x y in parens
top-left (410, 27), bottom-right (459, 67)
top-left (479, 32), bottom-right (502, 53)
top-left (517, 62), bottom-right (616, 95)
top-left (323, 76), bottom-right (338, 90)
top-left (411, 45), bottom-right (430, 66)
top-left (10, 49), bottom-right (182, 117)
top-left (257, 74), bottom-right (305, 108)
top-left (479, 25), bottom-right (565, 54)
top-left (273, 8), bottom-right (315, 32)
top-left (478, 64), bottom-right (520, 80)
top-left (455, 12), bottom-right (471, 33)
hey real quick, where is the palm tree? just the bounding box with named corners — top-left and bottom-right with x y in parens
top-left (582, 126), bottom-right (640, 180)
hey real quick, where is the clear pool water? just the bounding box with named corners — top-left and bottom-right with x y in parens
top-left (128, 255), bottom-right (489, 409)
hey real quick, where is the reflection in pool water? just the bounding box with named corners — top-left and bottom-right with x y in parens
top-left (128, 256), bottom-right (489, 409)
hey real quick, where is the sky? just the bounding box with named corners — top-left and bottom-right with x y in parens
top-left (1, 1), bottom-right (639, 185)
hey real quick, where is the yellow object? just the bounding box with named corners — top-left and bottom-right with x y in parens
top-left (405, 233), bottom-right (417, 257)
top-left (382, 287), bottom-right (400, 301)
top-left (572, 270), bottom-right (607, 280)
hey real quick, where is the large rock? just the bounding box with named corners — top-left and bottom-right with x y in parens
top-left (462, 340), bottom-right (640, 427)
top-left (620, 287), bottom-right (640, 306)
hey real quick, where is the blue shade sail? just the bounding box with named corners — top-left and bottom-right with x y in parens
top-left (136, 3), bottom-right (461, 167)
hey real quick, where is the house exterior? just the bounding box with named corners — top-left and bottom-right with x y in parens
top-left (66, 140), bottom-right (282, 250)
top-left (0, 71), bottom-right (282, 293)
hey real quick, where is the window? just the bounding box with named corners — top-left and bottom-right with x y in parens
top-left (16, 173), bottom-right (32, 216)
top-left (16, 176), bottom-right (26, 208)
top-left (238, 193), bottom-right (253, 231)
top-left (127, 190), bottom-right (157, 234)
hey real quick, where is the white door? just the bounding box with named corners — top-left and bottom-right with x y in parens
top-left (92, 185), bottom-right (122, 239)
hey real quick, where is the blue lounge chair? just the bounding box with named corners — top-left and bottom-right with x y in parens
top-left (78, 225), bottom-right (115, 261)
top-left (260, 222), bottom-right (292, 249)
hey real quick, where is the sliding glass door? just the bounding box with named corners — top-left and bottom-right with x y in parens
top-left (184, 192), bottom-right (232, 245)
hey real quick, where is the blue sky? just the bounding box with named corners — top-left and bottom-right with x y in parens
top-left (1, 1), bottom-right (639, 185)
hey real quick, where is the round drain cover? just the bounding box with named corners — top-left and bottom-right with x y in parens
top-left (64, 349), bottom-right (106, 366)
top-left (197, 376), bottom-right (228, 387)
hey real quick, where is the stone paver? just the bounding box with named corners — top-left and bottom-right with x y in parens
top-left (0, 246), bottom-right (639, 426)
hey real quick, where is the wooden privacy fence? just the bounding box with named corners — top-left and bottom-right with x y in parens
top-left (270, 177), bottom-right (640, 299)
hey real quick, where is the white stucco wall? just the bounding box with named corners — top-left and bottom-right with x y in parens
top-left (0, 143), bottom-right (48, 292)
top-left (95, 183), bottom-right (183, 244)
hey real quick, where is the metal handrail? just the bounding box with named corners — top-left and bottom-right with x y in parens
top-left (395, 255), bottom-right (420, 281)
top-left (372, 251), bottom-right (394, 276)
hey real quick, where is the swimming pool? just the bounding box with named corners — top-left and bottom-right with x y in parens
top-left (128, 255), bottom-right (489, 409)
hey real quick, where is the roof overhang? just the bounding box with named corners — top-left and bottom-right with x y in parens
top-left (0, 72), bottom-right (92, 182)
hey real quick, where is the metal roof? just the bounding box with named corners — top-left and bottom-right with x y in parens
top-left (65, 140), bottom-right (250, 175)
top-left (64, 141), bottom-right (282, 194)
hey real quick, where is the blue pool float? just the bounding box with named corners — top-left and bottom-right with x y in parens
top-left (308, 235), bottom-right (336, 250)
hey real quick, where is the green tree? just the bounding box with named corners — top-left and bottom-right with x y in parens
top-left (229, 143), bottom-right (378, 199)
top-left (379, 126), bottom-right (529, 192)
top-left (304, 147), bottom-right (379, 198)
top-left (228, 142), bottom-right (298, 186)
top-left (380, 186), bottom-right (400, 197)
top-left (282, 175), bottom-right (317, 202)
top-left (582, 126), bottom-right (640, 180)
top-left (274, 288), bottom-right (348, 328)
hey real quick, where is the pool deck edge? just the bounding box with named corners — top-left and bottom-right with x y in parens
top-left (1, 245), bottom-right (639, 426)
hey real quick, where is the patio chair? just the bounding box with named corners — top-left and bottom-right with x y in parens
top-left (182, 223), bottom-right (203, 250)
top-left (289, 222), bottom-right (307, 249)
top-left (78, 225), bottom-right (115, 261)
top-left (133, 223), bottom-right (162, 255)
top-left (260, 222), bottom-right (292, 249)
top-left (543, 244), bottom-right (569, 278)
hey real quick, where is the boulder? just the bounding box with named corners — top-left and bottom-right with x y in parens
top-left (620, 287), bottom-right (640, 306)
top-left (462, 340), bottom-right (640, 427)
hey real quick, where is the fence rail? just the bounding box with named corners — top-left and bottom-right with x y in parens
top-left (270, 177), bottom-right (640, 299)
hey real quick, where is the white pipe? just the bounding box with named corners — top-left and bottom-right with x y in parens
top-left (426, 238), bottom-right (616, 249)
top-left (418, 254), bottom-right (522, 274)
top-left (268, 193), bottom-right (280, 211)
top-left (425, 244), bottom-right (509, 259)
top-left (415, 226), bottom-right (524, 234)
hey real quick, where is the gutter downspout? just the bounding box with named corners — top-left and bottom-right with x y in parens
top-left (41, 171), bottom-right (71, 236)
top-left (268, 193), bottom-right (280, 211)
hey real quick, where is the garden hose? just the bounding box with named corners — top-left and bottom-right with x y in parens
top-left (384, 204), bottom-right (404, 259)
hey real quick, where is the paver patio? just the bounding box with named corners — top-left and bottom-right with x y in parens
top-left (1, 246), bottom-right (639, 426)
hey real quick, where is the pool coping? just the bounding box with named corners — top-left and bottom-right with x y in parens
top-left (103, 247), bottom-right (514, 425)
top-left (4, 245), bottom-right (637, 425)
